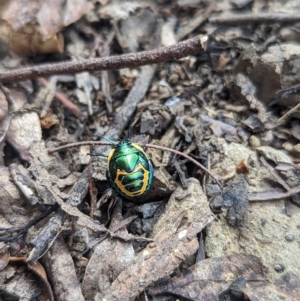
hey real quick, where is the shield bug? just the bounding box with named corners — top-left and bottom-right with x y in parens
top-left (89, 136), bottom-right (154, 200)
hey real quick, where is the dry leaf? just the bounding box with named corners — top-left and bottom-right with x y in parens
top-left (82, 199), bottom-right (135, 300)
top-left (98, 1), bottom-right (142, 21)
top-left (99, 178), bottom-right (214, 301)
top-left (40, 109), bottom-right (59, 129)
top-left (148, 253), bottom-right (265, 300)
top-left (0, 0), bottom-right (93, 55)
top-left (27, 261), bottom-right (55, 301)
top-left (8, 256), bottom-right (54, 301)
top-left (200, 114), bottom-right (238, 136)
top-left (0, 90), bottom-right (8, 121)
top-left (28, 151), bottom-right (109, 234)
top-left (0, 261), bottom-right (43, 300)
top-left (241, 272), bottom-right (300, 301)
top-left (256, 146), bottom-right (292, 164)
top-left (0, 243), bottom-right (9, 271)
top-left (0, 166), bottom-right (41, 228)
top-left (236, 159), bottom-right (249, 173)
top-left (41, 237), bottom-right (84, 301)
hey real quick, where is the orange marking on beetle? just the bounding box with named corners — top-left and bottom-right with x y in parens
top-left (107, 148), bottom-right (115, 163)
top-left (114, 163), bottom-right (150, 198)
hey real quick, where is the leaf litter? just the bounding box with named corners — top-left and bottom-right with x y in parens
top-left (0, 0), bottom-right (300, 301)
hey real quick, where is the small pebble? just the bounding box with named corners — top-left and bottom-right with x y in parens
top-left (249, 135), bottom-right (260, 148)
top-left (284, 233), bottom-right (295, 242)
top-left (274, 264), bottom-right (285, 272)
top-left (260, 218), bottom-right (267, 226)
top-left (239, 241), bottom-right (246, 248)
top-left (148, 242), bottom-right (157, 248)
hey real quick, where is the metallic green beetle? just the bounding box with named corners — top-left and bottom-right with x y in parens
top-left (91, 138), bottom-right (154, 200)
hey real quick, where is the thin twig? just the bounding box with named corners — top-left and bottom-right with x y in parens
top-left (26, 168), bottom-right (90, 263)
top-left (174, 161), bottom-right (188, 189)
top-left (0, 35), bottom-right (208, 83)
top-left (0, 82), bottom-right (15, 110)
top-left (0, 204), bottom-right (59, 242)
top-left (88, 161), bottom-right (97, 218)
top-left (279, 101), bottom-right (300, 124)
top-left (276, 83), bottom-right (300, 95)
top-left (248, 185), bottom-right (300, 201)
top-left (248, 157), bottom-right (300, 204)
top-left (260, 157), bottom-right (290, 191)
top-left (47, 141), bottom-right (115, 153)
top-left (177, 2), bottom-right (215, 40)
top-left (260, 156), bottom-right (292, 215)
top-left (272, 83), bottom-right (300, 114)
top-left (210, 13), bottom-right (300, 25)
top-left (147, 143), bottom-right (222, 188)
top-left (38, 77), bottom-right (82, 118)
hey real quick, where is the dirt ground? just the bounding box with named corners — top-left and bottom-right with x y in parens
top-left (0, 0), bottom-right (300, 300)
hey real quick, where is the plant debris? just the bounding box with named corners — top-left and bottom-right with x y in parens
top-left (0, 0), bottom-right (300, 300)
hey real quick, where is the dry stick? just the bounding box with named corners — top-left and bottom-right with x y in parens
top-left (279, 101), bottom-right (300, 124)
top-left (210, 13), bottom-right (300, 25)
top-left (260, 157), bottom-right (290, 191)
top-left (38, 77), bottom-right (82, 118)
top-left (147, 143), bottom-right (221, 188)
top-left (260, 156), bottom-right (292, 216)
top-left (248, 184), bottom-right (300, 201)
top-left (88, 161), bottom-right (97, 218)
top-left (47, 141), bottom-right (222, 188)
top-left (177, 2), bottom-right (215, 40)
top-left (47, 141), bottom-right (109, 153)
top-left (0, 35), bottom-right (208, 83)
top-left (273, 83), bottom-right (300, 124)
top-left (248, 158), bottom-right (300, 202)
top-left (0, 82), bottom-right (15, 109)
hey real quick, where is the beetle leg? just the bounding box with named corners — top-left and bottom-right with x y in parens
top-left (104, 187), bottom-right (113, 194)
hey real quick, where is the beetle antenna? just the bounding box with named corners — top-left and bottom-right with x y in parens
top-left (93, 134), bottom-right (117, 146)
top-left (47, 141), bottom-right (112, 153)
top-left (127, 125), bottom-right (132, 140)
top-left (102, 136), bottom-right (117, 145)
